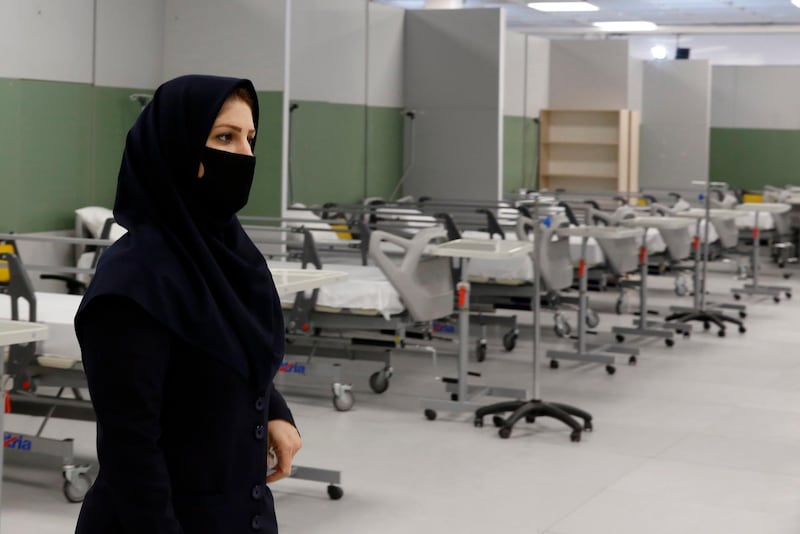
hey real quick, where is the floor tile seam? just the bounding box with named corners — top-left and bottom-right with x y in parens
top-left (632, 455), bottom-right (800, 485)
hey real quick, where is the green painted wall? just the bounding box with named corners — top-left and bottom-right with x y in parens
top-left (503, 115), bottom-right (538, 194)
top-left (0, 79), bottom-right (284, 231)
top-left (710, 127), bottom-right (800, 191)
top-left (289, 100), bottom-right (404, 206)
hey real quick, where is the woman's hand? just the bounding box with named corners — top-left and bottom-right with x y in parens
top-left (266, 419), bottom-right (302, 483)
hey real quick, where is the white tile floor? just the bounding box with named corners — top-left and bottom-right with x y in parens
top-left (3, 267), bottom-right (800, 533)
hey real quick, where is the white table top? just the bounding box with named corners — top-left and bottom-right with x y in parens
top-left (0, 319), bottom-right (48, 346)
top-left (556, 226), bottom-right (644, 240)
top-left (428, 238), bottom-right (533, 259)
top-left (620, 216), bottom-right (694, 230)
top-left (675, 208), bottom-right (740, 220)
top-left (735, 202), bottom-right (791, 214)
top-left (271, 268), bottom-right (348, 297)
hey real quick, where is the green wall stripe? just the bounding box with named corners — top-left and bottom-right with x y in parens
top-left (503, 115), bottom-right (538, 193)
top-left (710, 127), bottom-right (800, 191)
top-left (240, 91), bottom-right (283, 219)
top-left (366, 106), bottom-right (404, 200)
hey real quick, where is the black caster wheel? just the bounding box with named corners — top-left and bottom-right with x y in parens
top-left (424, 409), bottom-right (437, 421)
top-left (493, 415), bottom-right (505, 428)
top-left (703, 322), bottom-right (710, 331)
top-left (498, 426), bottom-right (512, 439)
top-left (616, 334), bottom-right (625, 343)
top-left (628, 356), bottom-right (637, 366)
top-left (368, 371), bottom-right (390, 394)
top-left (525, 415), bottom-right (536, 423)
top-left (733, 293), bottom-right (742, 300)
top-left (718, 329), bottom-right (726, 338)
top-left (665, 338), bottom-right (675, 347)
top-left (739, 311), bottom-right (747, 319)
top-left (683, 331), bottom-right (691, 338)
top-left (450, 393), bottom-right (459, 402)
top-left (783, 273), bottom-right (792, 280)
top-left (787, 292), bottom-right (792, 300)
top-left (584, 420), bottom-right (593, 432)
top-left (774, 296), bottom-right (781, 303)
top-left (476, 340), bottom-right (487, 362)
top-left (473, 417), bottom-right (484, 428)
top-left (739, 325), bottom-right (746, 333)
top-left (549, 359), bottom-right (560, 370)
top-left (570, 430), bottom-right (582, 443)
top-left (327, 485), bottom-right (344, 500)
top-left (502, 331), bottom-right (518, 352)
top-left (606, 365), bottom-right (616, 375)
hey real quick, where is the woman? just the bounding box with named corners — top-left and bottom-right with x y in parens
top-left (74, 75), bottom-right (301, 533)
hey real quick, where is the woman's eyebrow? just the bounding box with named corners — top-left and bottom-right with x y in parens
top-left (212, 123), bottom-right (256, 134)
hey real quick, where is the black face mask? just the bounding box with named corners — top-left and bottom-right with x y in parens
top-left (185, 146), bottom-right (256, 227)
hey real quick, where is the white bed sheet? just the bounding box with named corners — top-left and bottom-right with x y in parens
top-left (0, 292), bottom-right (82, 358)
top-left (734, 211), bottom-right (775, 231)
top-left (271, 261), bottom-right (404, 320)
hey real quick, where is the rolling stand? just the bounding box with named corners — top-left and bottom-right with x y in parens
top-left (474, 213), bottom-right (593, 442)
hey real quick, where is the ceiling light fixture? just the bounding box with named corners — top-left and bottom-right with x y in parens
top-left (793, 0), bottom-right (800, 7)
top-left (650, 45), bottom-right (668, 60)
top-left (528, 2), bottom-right (599, 12)
top-left (593, 21), bottom-right (657, 32)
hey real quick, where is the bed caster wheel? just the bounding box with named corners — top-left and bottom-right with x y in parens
top-left (739, 325), bottom-right (746, 333)
top-left (525, 415), bottom-right (536, 423)
top-left (450, 393), bottom-right (459, 402)
top-left (786, 292), bottom-right (792, 299)
top-left (586, 309), bottom-right (600, 328)
top-left (615, 299), bottom-right (624, 315)
top-left (493, 415), bottom-right (505, 428)
top-left (616, 334), bottom-right (625, 343)
top-left (703, 321), bottom-right (710, 331)
top-left (502, 330), bottom-right (518, 352)
top-left (369, 370), bottom-right (391, 394)
top-left (584, 420), bottom-right (593, 432)
top-left (424, 409), bottom-right (437, 421)
top-left (327, 485), bottom-right (344, 500)
top-left (473, 417), bottom-right (484, 428)
top-left (683, 331), bottom-right (691, 338)
top-left (774, 296), bottom-right (781, 303)
top-left (718, 329), bottom-right (726, 338)
top-left (332, 389), bottom-right (355, 412)
top-left (783, 273), bottom-right (792, 280)
top-left (665, 338), bottom-right (674, 347)
top-left (63, 472), bottom-right (92, 504)
top-left (739, 311), bottom-right (747, 319)
top-left (476, 340), bottom-right (488, 362)
top-left (498, 426), bottom-right (512, 439)
top-left (549, 359), bottom-right (560, 370)
top-left (733, 293), bottom-right (741, 300)
top-left (628, 356), bottom-right (637, 366)
top-left (675, 278), bottom-right (689, 297)
top-left (605, 365), bottom-right (616, 375)
top-left (570, 430), bottom-right (581, 443)
top-left (553, 314), bottom-right (571, 338)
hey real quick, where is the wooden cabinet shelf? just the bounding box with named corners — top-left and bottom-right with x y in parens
top-left (539, 109), bottom-right (639, 194)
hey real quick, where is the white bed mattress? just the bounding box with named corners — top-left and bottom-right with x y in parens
top-left (734, 211), bottom-right (775, 231)
top-left (0, 292), bottom-right (83, 358)
top-left (270, 261), bottom-right (405, 319)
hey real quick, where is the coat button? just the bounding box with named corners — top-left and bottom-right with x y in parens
top-left (254, 425), bottom-right (265, 440)
top-left (251, 484), bottom-right (264, 500)
top-left (254, 396), bottom-right (265, 412)
top-left (250, 515), bottom-right (263, 530)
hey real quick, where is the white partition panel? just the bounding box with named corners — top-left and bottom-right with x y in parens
top-left (525, 36), bottom-right (550, 119)
top-left (0, 0), bottom-right (95, 83)
top-left (549, 40), bottom-right (630, 110)
top-left (712, 66), bottom-right (800, 130)
top-left (640, 60), bottom-right (711, 189)
top-left (505, 31), bottom-right (526, 117)
top-left (404, 8), bottom-right (504, 202)
top-left (368, 2), bottom-right (404, 107)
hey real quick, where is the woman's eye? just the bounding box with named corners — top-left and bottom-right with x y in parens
top-left (217, 133), bottom-right (232, 143)
top-left (248, 137), bottom-right (256, 149)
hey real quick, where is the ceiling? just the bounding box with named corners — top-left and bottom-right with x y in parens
top-left (372, 0), bottom-right (800, 33)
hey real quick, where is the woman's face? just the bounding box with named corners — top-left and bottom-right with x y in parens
top-left (199, 96), bottom-right (255, 177)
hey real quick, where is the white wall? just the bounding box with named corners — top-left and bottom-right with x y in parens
top-left (0, 0), bottom-right (95, 83)
top-left (712, 66), bottom-right (800, 129)
top-left (290, 0), bottom-right (367, 104)
top-left (367, 2), bottom-right (404, 107)
top-left (640, 60), bottom-right (712, 189)
top-left (163, 0), bottom-right (286, 91)
top-left (549, 40), bottom-right (630, 110)
top-left (525, 36), bottom-right (549, 118)
top-left (95, 0), bottom-right (164, 89)
top-left (627, 34), bottom-right (800, 66)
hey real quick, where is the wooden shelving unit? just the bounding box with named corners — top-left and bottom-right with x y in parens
top-left (539, 109), bottom-right (640, 194)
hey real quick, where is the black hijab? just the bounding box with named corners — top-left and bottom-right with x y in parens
top-left (76, 75), bottom-right (284, 389)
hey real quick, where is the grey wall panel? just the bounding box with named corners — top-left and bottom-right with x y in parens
top-left (0, 0), bottom-right (94, 83)
top-left (290, 0), bottom-right (367, 104)
top-left (95, 0), bottom-right (164, 89)
top-left (549, 40), bottom-right (629, 110)
top-left (641, 60), bottom-right (711, 189)
top-left (164, 0), bottom-right (286, 91)
top-left (711, 66), bottom-right (738, 129)
top-left (408, 109), bottom-right (501, 201)
top-left (732, 66), bottom-right (800, 130)
top-left (525, 36), bottom-right (549, 118)
top-left (628, 58), bottom-right (643, 111)
top-left (368, 3), bottom-right (404, 107)
top-left (504, 31), bottom-right (526, 116)
top-left (404, 8), bottom-right (502, 202)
